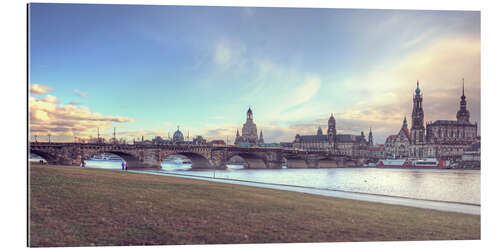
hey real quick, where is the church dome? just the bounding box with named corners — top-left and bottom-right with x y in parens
top-left (317, 126), bottom-right (323, 135)
top-left (173, 128), bottom-right (184, 142)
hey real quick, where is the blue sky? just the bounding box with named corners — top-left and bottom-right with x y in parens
top-left (28, 4), bottom-right (480, 144)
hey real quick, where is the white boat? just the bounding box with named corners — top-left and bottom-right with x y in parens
top-left (410, 158), bottom-right (447, 168)
top-left (377, 159), bottom-right (410, 167)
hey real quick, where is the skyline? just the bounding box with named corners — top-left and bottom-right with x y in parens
top-left (28, 4), bottom-right (481, 144)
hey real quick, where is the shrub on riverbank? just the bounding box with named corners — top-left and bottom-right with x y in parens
top-left (29, 164), bottom-right (480, 246)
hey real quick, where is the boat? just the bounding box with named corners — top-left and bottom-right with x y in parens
top-left (409, 158), bottom-right (447, 168)
top-left (377, 159), bottom-right (411, 168)
top-left (376, 158), bottom-right (448, 169)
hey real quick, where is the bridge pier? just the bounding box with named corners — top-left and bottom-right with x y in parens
top-left (286, 158), bottom-right (308, 168)
top-left (317, 159), bottom-right (338, 168)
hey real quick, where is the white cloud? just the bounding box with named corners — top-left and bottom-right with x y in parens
top-left (41, 95), bottom-right (59, 104)
top-left (29, 84), bottom-right (52, 95)
top-left (213, 39), bottom-right (246, 69)
top-left (29, 95), bottom-right (135, 141)
top-left (290, 76), bottom-right (321, 107)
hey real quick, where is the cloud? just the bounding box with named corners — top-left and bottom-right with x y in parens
top-left (69, 101), bottom-right (79, 105)
top-left (213, 39), bottom-right (247, 69)
top-left (29, 95), bottom-right (135, 141)
top-left (288, 76), bottom-right (321, 108)
top-left (29, 84), bottom-right (52, 95)
top-left (72, 89), bottom-right (89, 98)
top-left (39, 95), bottom-right (60, 104)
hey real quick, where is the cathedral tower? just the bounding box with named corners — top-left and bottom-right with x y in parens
top-left (411, 81), bottom-right (425, 145)
top-left (456, 78), bottom-right (471, 124)
top-left (368, 127), bottom-right (373, 146)
top-left (327, 113), bottom-right (336, 147)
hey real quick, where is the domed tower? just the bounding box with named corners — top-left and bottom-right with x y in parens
top-left (411, 81), bottom-right (425, 145)
top-left (240, 107), bottom-right (258, 143)
top-left (173, 126), bottom-right (184, 143)
top-left (327, 113), bottom-right (336, 147)
top-left (456, 78), bottom-right (470, 124)
top-left (317, 126), bottom-right (323, 136)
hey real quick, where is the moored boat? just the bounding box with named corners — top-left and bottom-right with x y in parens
top-left (377, 159), bottom-right (410, 168)
top-left (409, 158), bottom-right (447, 168)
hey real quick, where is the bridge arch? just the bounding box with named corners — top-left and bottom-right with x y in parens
top-left (227, 152), bottom-right (268, 169)
top-left (83, 150), bottom-right (145, 168)
top-left (30, 150), bottom-right (58, 164)
top-left (162, 152), bottom-right (211, 169)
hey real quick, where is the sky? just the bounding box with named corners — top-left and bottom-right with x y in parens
top-left (28, 3), bottom-right (480, 144)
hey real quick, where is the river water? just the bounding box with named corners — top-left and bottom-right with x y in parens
top-left (84, 160), bottom-right (480, 206)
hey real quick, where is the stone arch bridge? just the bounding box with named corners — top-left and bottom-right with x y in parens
top-left (29, 142), bottom-right (368, 169)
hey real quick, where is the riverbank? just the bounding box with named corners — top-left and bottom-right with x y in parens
top-left (29, 164), bottom-right (480, 247)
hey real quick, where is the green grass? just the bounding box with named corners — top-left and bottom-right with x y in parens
top-left (29, 164), bottom-right (480, 246)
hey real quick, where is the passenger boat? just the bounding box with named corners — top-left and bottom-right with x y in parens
top-left (376, 158), bottom-right (448, 169)
top-left (377, 159), bottom-right (410, 167)
top-left (409, 158), bottom-right (447, 168)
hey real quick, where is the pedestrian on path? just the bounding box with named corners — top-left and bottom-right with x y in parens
top-left (125, 162), bottom-right (128, 171)
top-left (121, 161), bottom-right (125, 171)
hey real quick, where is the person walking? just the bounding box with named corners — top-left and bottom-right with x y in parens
top-left (125, 162), bottom-right (128, 171)
top-left (121, 161), bottom-right (125, 171)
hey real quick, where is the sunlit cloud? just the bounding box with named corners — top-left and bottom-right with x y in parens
top-left (29, 84), bottom-right (52, 95)
top-left (29, 95), bottom-right (135, 142)
top-left (40, 95), bottom-right (59, 104)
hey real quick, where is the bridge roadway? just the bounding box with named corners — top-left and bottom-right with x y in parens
top-left (29, 142), bottom-right (366, 169)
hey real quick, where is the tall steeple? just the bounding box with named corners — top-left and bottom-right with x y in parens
top-left (247, 106), bottom-right (253, 121)
top-left (368, 127), bottom-right (373, 146)
top-left (258, 130), bottom-right (264, 143)
top-left (236, 129), bottom-right (240, 137)
top-left (327, 113), bottom-right (337, 147)
top-left (403, 116), bottom-right (408, 128)
top-left (411, 80), bottom-right (425, 145)
top-left (456, 78), bottom-right (470, 123)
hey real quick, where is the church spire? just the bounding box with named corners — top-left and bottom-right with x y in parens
top-left (368, 127), bottom-right (373, 146)
top-left (457, 78), bottom-right (470, 123)
top-left (258, 130), bottom-right (264, 143)
top-left (462, 78), bottom-right (465, 96)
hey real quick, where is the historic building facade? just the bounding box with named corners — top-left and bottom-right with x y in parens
top-left (234, 107), bottom-right (264, 144)
top-left (384, 80), bottom-right (478, 160)
top-left (292, 113), bottom-right (370, 157)
top-left (384, 117), bottom-right (411, 158)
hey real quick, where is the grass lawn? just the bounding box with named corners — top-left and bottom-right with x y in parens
top-left (29, 164), bottom-right (480, 246)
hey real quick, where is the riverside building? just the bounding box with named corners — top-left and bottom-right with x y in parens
top-left (384, 79), bottom-right (479, 160)
top-left (292, 113), bottom-right (370, 157)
